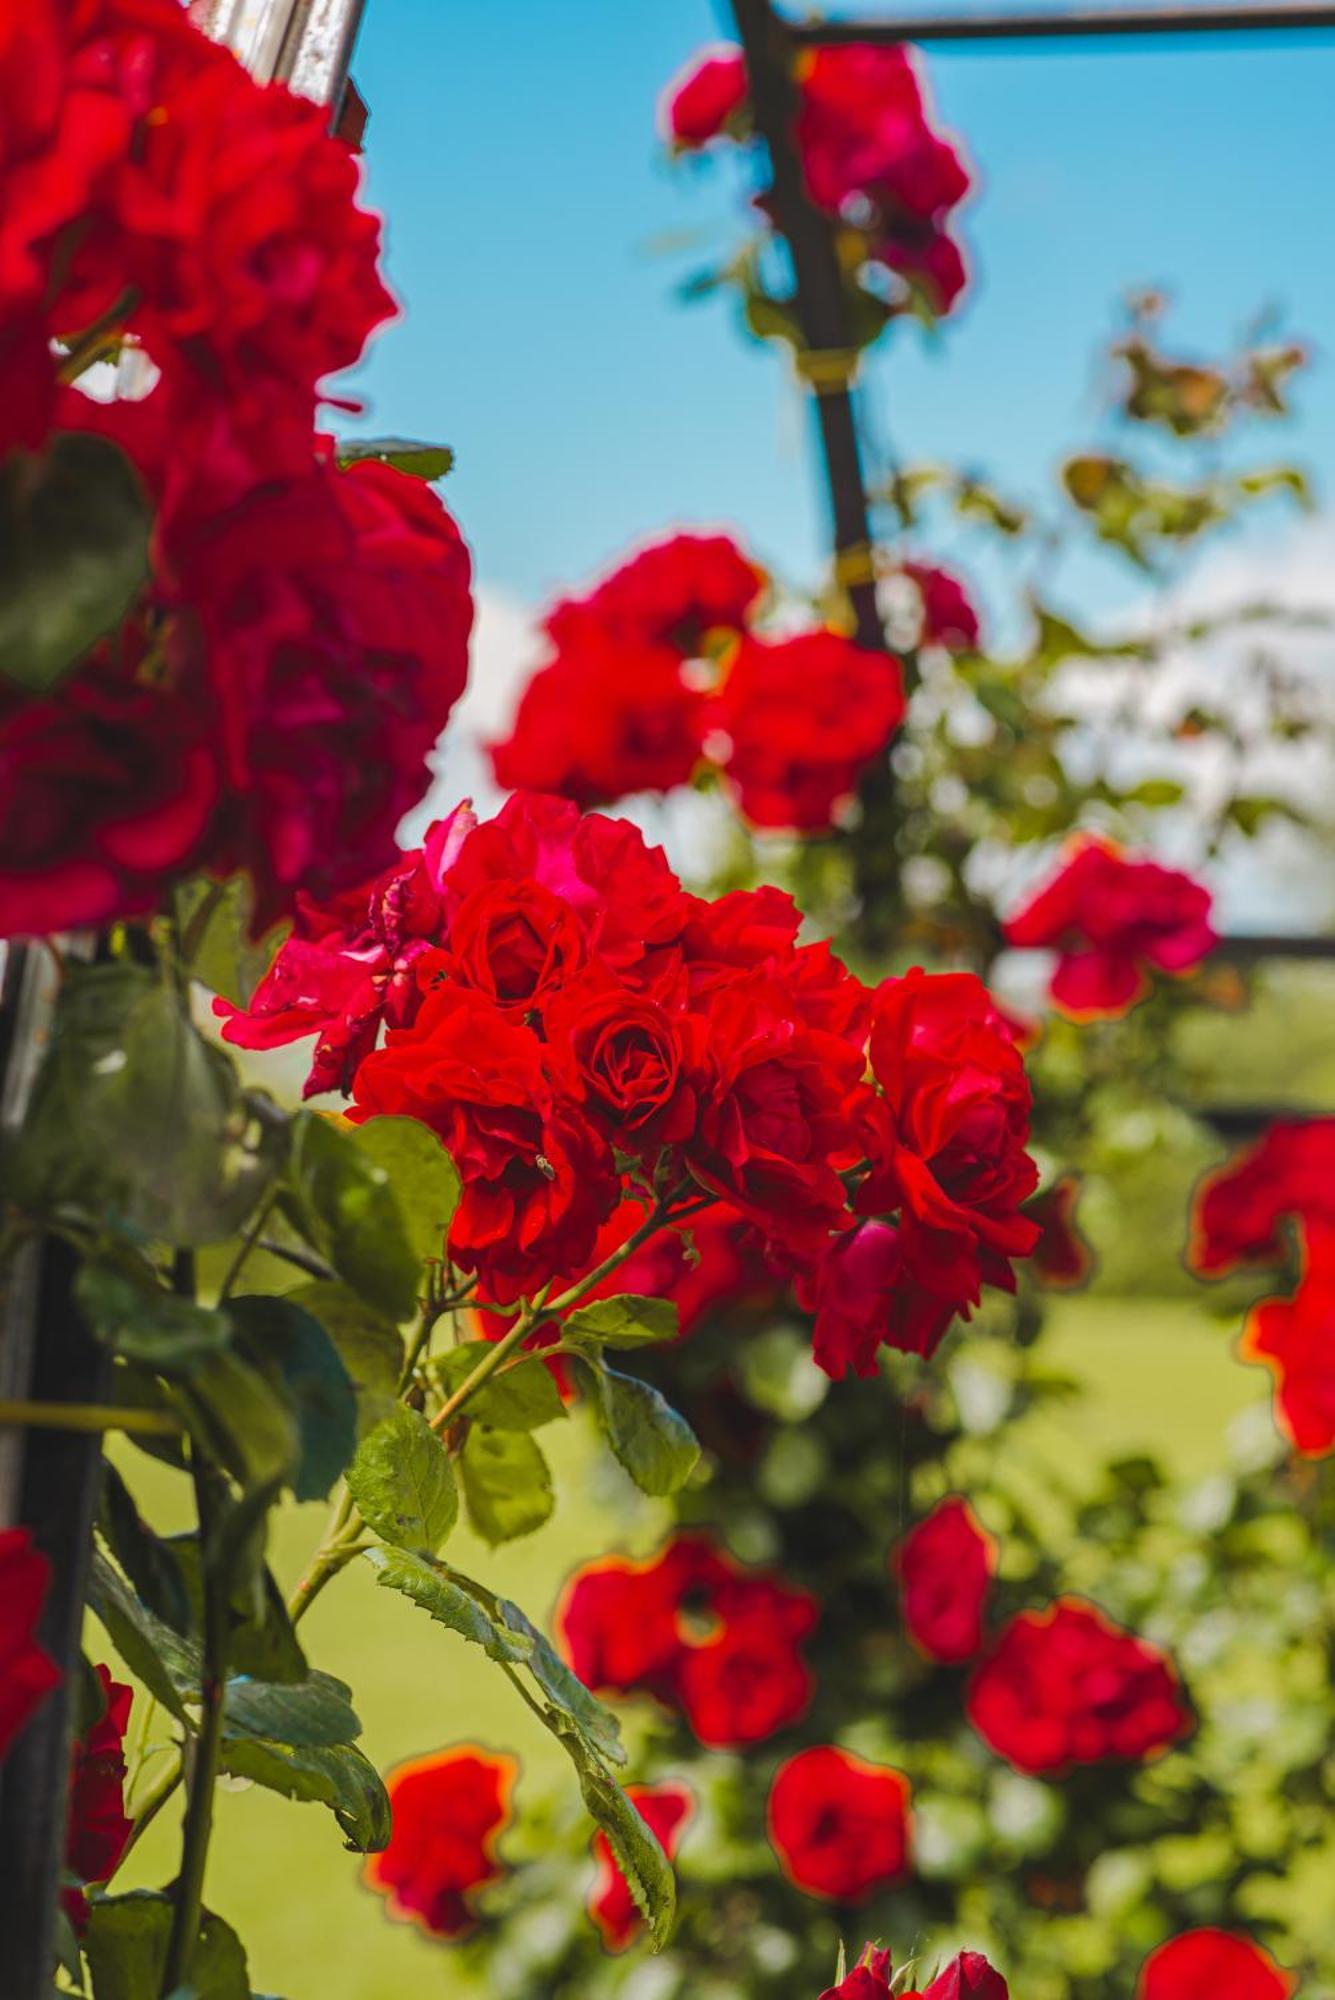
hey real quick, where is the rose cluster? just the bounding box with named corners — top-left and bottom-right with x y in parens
top-left (223, 789), bottom-right (1041, 1370)
top-left (0, 0), bottom-right (472, 937)
top-left (557, 1532), bottom-right (818, 1749)
top-left (892, 1499), bottom-right (1192, 1775)
top-left (1190, 1118), bottom-right (1335, 1455)
top-left (822, 1943), bottom-right (1008, 2000)
top-left (661, 41), bottom-right (972, 319)
top-left (491, 529), bottom-right (906, 832)
top-left (1003, 836), bottom-right (1216, 1021)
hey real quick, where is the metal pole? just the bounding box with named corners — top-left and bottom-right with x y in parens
top-left (785, 1), bottom-right (1335, 43)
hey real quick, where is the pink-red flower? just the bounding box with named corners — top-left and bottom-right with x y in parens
top-left (901, 561), bottom-right (981, 652)
top-left (967, 1598), bottom-right (1191, 1776)
top-left (660, 47), bottom-right (749, 149)
top-left (0, 1528), bottom-right (60, 1763)
top-left (64, 1666), bottom-right (132, 1927)
top-left (364, 1746), bottom-right (516, 1938)
top-left (894, 1496), bottom-right (996, 1665)
top-left (708, 630), bottom-right (906, 832)
top-left (589, 1781), bottom-right (693, 1950)
top-left (1004, 838), bottom-right (1216, 1020)
top-left (768, 1745), bottom-right (912, 1901)
top-left (1135, 1928), bottom-right (1295, 2000)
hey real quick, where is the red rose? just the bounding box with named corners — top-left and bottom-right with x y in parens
top-left (589, 1781), bottom-right (693, 1951)
top-left (821, 1944), bottom-right (895, 1999)
top-left (891, 228), bottom-right (969, 317)
top-left (1240, 1220), bottom-right (1335, 1457)
top-left (363, 1745), bottom-right (515, 1937)
top-left (676, 1606), bottom-right (815, 1748)
top-left (215, 809), bottom-right (474, 1097)
top-left (1136, 1928), bottom-right (1295, 2000)
top-left (546, 530), bottom-right (764, 656)
top-left (492, 630), bottom-right (704, 808)
top-left (546, 977), bottom-right (700, 1152)
top-left (0, 640), bottom-right (218, 938)
top-left (63, 1665), bottom-right (132, 1928)
top-left (689, 971), bottom-right (865, 1253)
top-left (0, 1527), bottom-right (60, 1762)
top-left (768, 1745), bottom-right (912, 1901)
top-left (558, 1534), bottom-right (818, 1749)
top-left (660, 47), bottom-right (750, 150)
top-left (431, 877), bottom-right (586, 1015)
top-left (1003, 837), bottom-right (1216, 1020)
top-left (1189, 1116), bottom-right (1335, 1277)
top-left (900, 561), bottom-right (981, 652)
top-left (967, 1597), bottom-right (1192, 1776)
top-left (168, 453), bottom-right (472, 931)
top-left (800, 1220), bottom-right (913, 1379)
top-left (351, 988), bottom-right (617, 1305)
top-left (448, 792), bottom-right (689, 979)
top-left (855, 969), bottom-right (1039, 1359)
top-left (708, 630), bottom-right (905, 832)
top-left (917, 1954), bottom-right (1010, 2000)
top-left (894, 1495), bottom-right (996, 1665)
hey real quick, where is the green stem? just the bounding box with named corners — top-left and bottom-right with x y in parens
top-left (160, 1457), bottom-right (228, 1997)
top-left (287, 1484), bottom-right (365, 1626)
top-left (0, 1399), bottom-right (180, 1437)
top-left (55, 285), bottom-right (139, 384)
top-left (217, 1191), bottom-right (277, 1302)
top-left (121, 1753), bottom-right (183, 1864)
top-left (428, 1191), bottom-right (711, 1435)
top-left (255, 1237), bottom-right (337, 1282)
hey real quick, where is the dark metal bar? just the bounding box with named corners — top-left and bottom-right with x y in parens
top-left (785, 1), bottom-right (1335, 43)
top-left (729, 0), bottom-right (887, 657)
top-left (1213, 932), bottom-right (1335, 963)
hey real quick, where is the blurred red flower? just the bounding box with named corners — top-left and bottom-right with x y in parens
top-left (708, 630), bottom-right (906, 832)
top-left (900, 561), bottom-right (981, 652)
top-left (1004, 837), bottom-right (1216, 1020)
top-left (660, 47), bottom-right (749, 149)
top-left (1136, 1927), bottom-right (1296, 2000)
top-left (1189, 1116), bottom-right (1335, 1277)
top-left (363, 1746), bottom-right (516, 1938)
top-left (894, 1495), bottom-right (996, 1665)
top-left (0, 1528), bottom-right (60, 1763)
top-left (1028, 1176), bottom-right (1095, 1290)
top-left (967, 1598), bottom-right (1191, 1776)
top-left (821, 1945), bottom-right (1009, 2000)
top-left (63, 1666), bottom-right (132, 1927)
top-left (1240, 1220), bottom-right (1335, 1457)
top-left (768, 1744), bottom-right (912, 1901)
top-left (589, 1780), bottom-right (693, 1951)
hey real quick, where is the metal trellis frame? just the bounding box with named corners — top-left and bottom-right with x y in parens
top-left (726, 0), bottom-right (1335, 961)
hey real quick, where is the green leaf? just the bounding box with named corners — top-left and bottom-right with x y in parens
top-left (3, 964), bottom-right (287, 1244)
top-left (228, 1295), bottom-right (357, 1503)
top-left (178, 874), bottom-right (287, 1008)
top-left (336, 436), bottom-right (455, 480)
top-left (87, 1551), bottom-right (194, 1721)
top-left (433, 1342), bottom-right (566, 1429)
top-left (346, 1405), bottom-right (458, 1556)
top-left (564, 1294), bottom-right (679, 1350)
top-left (165, 1538), bottom-right (307, 1686)
top-left (177, 1348), bottom-right (299, 1494)
top-left (77, 1266), bottom-right (230, 1374)
top-left (0, 433), bottom-right (151, 697)
top-left (281, 1112), bottom-right (422, 1323)
top-left (286, 1281), bottom-right (404, 1436)
top-left (580, 1360), bottom-right (700, 1496)
top-left (564, 1737), bottom-right (677, 1952)
top-left (1124, 778), bottom-right (1186, 809)
top-left (361, 1545), bottom-right (533, 1664)
top-left (222, 1668), bottom-right (361, 1749)
top-left (83, 1891), bottom-right (248, 2000)
top-left (459, 1426), bottom-right (554, 1544)
top-left (97, 1463), bottom-right (193, 1636)
top-left (491, 1597), bottom-right (625, 1767)
top-left (350, 1114), bottom-right (460, 1268)
top-left (218, 1737), bottom-right (390, 1852)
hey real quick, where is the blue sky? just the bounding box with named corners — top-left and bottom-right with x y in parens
top-left (343, 0), bottom-right (1335, 621)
